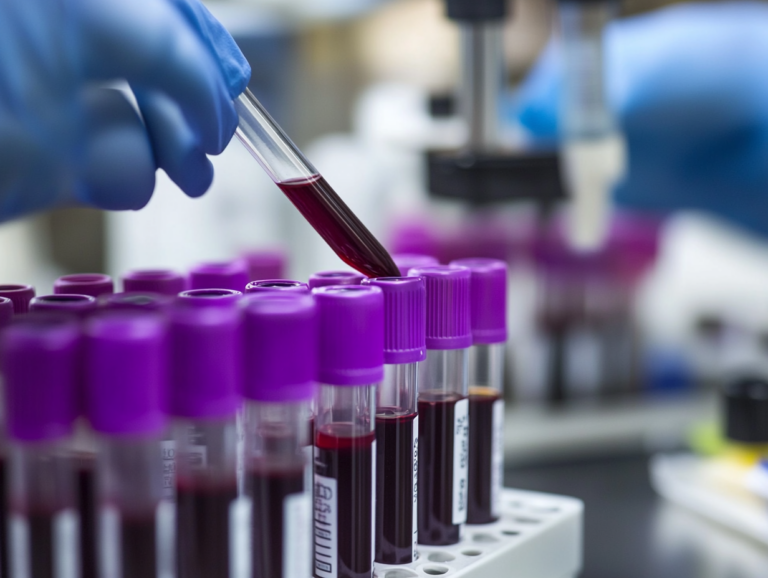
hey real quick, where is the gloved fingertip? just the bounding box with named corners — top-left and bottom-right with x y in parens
top-left (170, 149), bottom-right (214, 198)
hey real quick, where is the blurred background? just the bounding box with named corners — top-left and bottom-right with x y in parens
top-left (4, 0), bottom-right (768, 576)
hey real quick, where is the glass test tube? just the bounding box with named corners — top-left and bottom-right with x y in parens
top-left (242, 294), bottom-right (317, 578)
top-left (169, 295), bottom-right (242, 578)
top-left (313, 286), bottom-right (384, 578)
top-left (363, 277), bottom-right (426, 565)
top-left (409, 266), bottom-right (472, 546)
top-left (84, 312), bottom-right (169, 578)
top-left (452, 258), bottom-right (508, 524)
top-left (1, 315), bottom-right (81, 578)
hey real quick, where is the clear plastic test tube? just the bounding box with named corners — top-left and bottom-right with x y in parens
top-left (363, 277), bottom-right (426, 565)
top-left (451, 258), bottom-right (508, 524)
top-left (1, 315), bottom-right (81, 578)
top-left (242, 294), bottom-right (317, 578)
top-left (169, 295), bottom-right (242, 578)
top-left (84, 312), bottom-right (169, 578)
top-left (407, 266), bottom-right (472, 546)
top-left (312, 286), bottom-right (384, 578)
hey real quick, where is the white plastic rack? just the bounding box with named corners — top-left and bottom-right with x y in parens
top-left (374, 488), bottom-right (583, 578)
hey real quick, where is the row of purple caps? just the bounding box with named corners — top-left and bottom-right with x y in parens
top-left (0, 256), bottom-right (507, 444)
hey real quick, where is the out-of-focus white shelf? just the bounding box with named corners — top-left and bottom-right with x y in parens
top-left (504, 391), bottom-right (717, 464)
top-left (375, 488), bottom-right (583, 578)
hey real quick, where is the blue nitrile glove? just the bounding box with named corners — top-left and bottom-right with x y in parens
top-left (0, 0), bottom-right (251, 222)
top-left (516, 2), bottom-right (768, 236)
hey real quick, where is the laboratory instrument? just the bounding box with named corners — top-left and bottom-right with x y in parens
top-left (122, 269), bottom-right (188, 295)
top-left (408, 265), bottom-right (472, 546)
top-left (235, 89), bottom-right (399, 279)
top-left (313, 285), bottom-right (384, 578)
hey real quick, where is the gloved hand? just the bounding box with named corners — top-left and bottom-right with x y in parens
top-left (516, 2), bottom-right (768, 236)
top-left (0, 0), bottom-right (251, 222)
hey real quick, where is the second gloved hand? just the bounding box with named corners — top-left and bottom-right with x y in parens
top-left (517, 2), bottom-right (768, 236)
top-left (0, 0), bottom-right (251, 221)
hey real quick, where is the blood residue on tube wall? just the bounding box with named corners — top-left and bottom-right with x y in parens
top-left (467, 388), bottom-right (501, 524)
top-left (277, 176), bottom-right (399, 279)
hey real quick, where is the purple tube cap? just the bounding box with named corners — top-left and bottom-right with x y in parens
top-left (362, 277), bottom-right (426, 365)
top-left (189, 260), bottom-right (249, 292)
top-left (101, 292), bottom-right (173, 313)
top-left (408, 265), bottom-right (472, 350)
top-left (0, 297), bottom-right (13, 329)
top-left (314, 285), bottom-right (384, 386)
top-left (245, 279), bottom-right (310, 295)
top-left (177, 288), bottom-right (242, 308)
top-left (1, 315), bottom-right (80, 442)
top-left (242, 249), bottom-right (286, 281)
top-left (308, 270), bottom-right (365, 289)
top-left (30, 294), bottom-right (98, 318)
top-left (0, 284), bottom-right (36, 314)
top-left (392, 254), bottom-right (439, 276)
top-left (169, 303), bottom-right (241, 419)
top-left (242, 294), bottom-right (317, 403)
top-left (84, 312), bottom-right (167, 436)
top-left (451, 258), bottom-right (508, 344)
top-left (122, 269), bottom-right (187, 296)
top-left (54, 274), bottom-right (114, 298)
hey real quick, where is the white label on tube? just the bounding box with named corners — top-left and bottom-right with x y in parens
top-left (160, 439), bottom-right (176, 500)
top-left (283, 492), bottom-right (311, 578)
top-left (452, 398), bottom-right (470, 525)
top-left (10, 514), bottom-right (30, 578)
top-left (313, 473), bottom-right (337, 578)
top-left (54, 509), bottom-right (79, 578)
top-left (230, 496), bottom-right (252, 578)
top-left (236, 410), bottom-right (245, 495)
top-left (99, 506), bottom-right (120, 578)
top-left (412, 415), bottom-right (419, 559)
top-left (492, 399), bottom-right (505, 518)
top-left (156, 500), bottom-right (175, 578)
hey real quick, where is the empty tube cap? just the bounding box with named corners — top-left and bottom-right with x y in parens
top-left (242, 294), bottom-right (317, 402)
top-left (30, 294), bottom-right (98, 318)
top-left (84, 312), bottom-right (167, 436)
top-left (308, 270), bottom-right (365, 289)
top-left (0, 297), bottom-right (13, 329)
top-left (54, 274), bottom-right (114, 298)
top-left (0, 284), bottom-right (35, 314)
top-left (101, 292), bottom-right (173, 313)
top-left (245, 280), bottom-right (310, 295)
top-left (393, 254), bottom-right (439, 276)
top-left (242, 249), bottom-right (286, 281)
top-left (408, 265), bottom-right (471, 350)
top-left (189, 260), bottom-right (249, 292)
top-left (177, 288), bottom-right (242, 308)
top-left (450, 258), bottom-right (508, 344)
top-left (1, 315), bottom-right (80, 442)
top-left (122, 269), bottom-right (187, 296)
top-left (314, 285), bottom-right (384, 386)
top-left (362, 277), bottom-right (426, 365)
top-left (169, 298), bottom-right (242, 419)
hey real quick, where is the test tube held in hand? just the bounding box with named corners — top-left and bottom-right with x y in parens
top-left (313, 286), bottom-right (384, 578)
top-left (407, 266), bottom-right (472, 546)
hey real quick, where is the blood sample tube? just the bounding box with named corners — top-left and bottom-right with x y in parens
top-left (1, 314), bottom-right (81, 578)
top-left (169, 295), bottom-right (242, 578)
top-left (407, 265), bottom-right (471, 546)
top-left (0, 284), bottom-right (35, 314)
top-left (450, 258), bottom-right (507, 524)
top-left (54, 274), bottom-right (114, 298)
top-left (308, 271), bottom-right (365, 290)
top-left (0, 298), bottom-right (9, 578)
top-left (84, 312), bottom-right (169, 578)
top-left (242, 249), bottom-right (286, 281)
top-left (312, 286), bottom-right (384, 578)
top-left (242, 293), bottom-right (316, 578)
top-left (245, 280), bottom-right (310, 295)
top-left (189, 260), bottom-right (250, 292)
top-left (362, 277), bottom-right (425, 565)
top-left (100, 292), bottom-right (173, 313)
top-left (30, 294), bottom-right (98, 318)
top-left (122, 269), bottom-right (188, 296)
top-left (392, 254), bottom-right (439, 276)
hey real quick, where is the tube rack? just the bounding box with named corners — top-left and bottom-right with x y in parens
top-left (375, 488), bottom-right (583, 578)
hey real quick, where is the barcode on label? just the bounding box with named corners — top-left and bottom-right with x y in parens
top-left (452, 398), bottom-right (470, 525)
top-left (313, 474), bottom-right (337, 578)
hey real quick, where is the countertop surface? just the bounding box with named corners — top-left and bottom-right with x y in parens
top-left (505, 454), bottom-right (768, 578)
